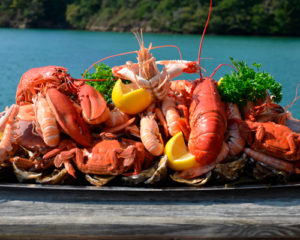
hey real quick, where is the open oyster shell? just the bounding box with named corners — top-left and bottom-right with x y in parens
top-left (85, 174), bottom-right (116, 186)
top-left (145, 155), bottom-right (168, 185)
top-left (36, 168), bottom-right (70, 184)
top-left (170, 171), bottom-right (211, 187)
top-left (214, 153), bottom-right (248, 182)
top-left (250, 158), bottom-right (290, 183)
top-left (12, 160), bottom-right (42, 182)
top-left (122, 155), bottom-right (168, 186)
top-left (12, 157), bottom-right (71, 184)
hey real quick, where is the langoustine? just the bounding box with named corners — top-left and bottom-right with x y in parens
top-left (0, 104), bottom-right (19, 163)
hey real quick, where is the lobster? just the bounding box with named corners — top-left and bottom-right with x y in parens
top-left (177, 0), bottom-right (228, 179)
top-left (15, 66), bottom-right (109, 147)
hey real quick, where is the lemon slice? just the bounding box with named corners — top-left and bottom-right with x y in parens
top-left (165, 131), bottom-right (196, 171)
top-left (112, 79), bottom-right (152, 115)
top-left (218, 77), bottom-right (224, 86)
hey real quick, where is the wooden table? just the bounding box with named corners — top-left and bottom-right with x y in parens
top-left (0, 183), bottom-right (300, 239)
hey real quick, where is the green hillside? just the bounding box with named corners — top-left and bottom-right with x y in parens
top-left (0, 0), bottom-right (299, 36)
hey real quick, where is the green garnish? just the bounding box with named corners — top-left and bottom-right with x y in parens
top-left (218, 58), bottom-right (282, 107)
top-left (84, 63), bottom-right (116, 103)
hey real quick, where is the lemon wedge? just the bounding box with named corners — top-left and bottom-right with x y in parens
top-left (218, 77), bottom-right (224, 86)
top-left (112, 79), bottom-right (152, 115)
top-left (165, 131), bottom-right (196, 171)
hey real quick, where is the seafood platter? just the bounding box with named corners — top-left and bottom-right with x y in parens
top-left (1, 0), bottom-right (300, 189)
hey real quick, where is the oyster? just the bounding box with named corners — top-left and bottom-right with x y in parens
top-left (85, 174), bottom-right (116, 186)
top-left (214, 153), bottom-right (248, 182)
top-left (122, 155), bottom-right (168, 186)
top-left (12, 160), bottom-right (42, 183)
top-left (170, 171), bottom-right (211, 186)
top-left (36, 168), bottom-right (70, 185)
top-left (250, 158), bottom-right (289, 183)
top-left (145, 155), bottom-right (168, 185)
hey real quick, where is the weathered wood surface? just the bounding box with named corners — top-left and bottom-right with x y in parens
top-left (0, 183), bottom-right (300, 239)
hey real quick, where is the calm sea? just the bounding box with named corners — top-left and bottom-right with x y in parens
top-left (0, 28), bottom-right (300, 118)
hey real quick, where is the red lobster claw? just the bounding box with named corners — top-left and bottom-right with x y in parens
top-left (46, 88), bottom-right (92, 147)
top-left (78, 84), bottom-right (110, 124)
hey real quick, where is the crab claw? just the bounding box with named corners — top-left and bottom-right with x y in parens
top-left (46, 88), bottom-right (91, 147)
top-left (78, 84), bottom-right (110, 124)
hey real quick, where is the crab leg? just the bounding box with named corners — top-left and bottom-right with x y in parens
top-left (245, 148), bottom-right (300, 174)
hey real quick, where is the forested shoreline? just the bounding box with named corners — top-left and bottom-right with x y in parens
top-left (0, 0), bottom-right (299, 36)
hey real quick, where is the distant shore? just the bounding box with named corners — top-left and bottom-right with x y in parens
top-left (1, 0), bottom-right (299, 36)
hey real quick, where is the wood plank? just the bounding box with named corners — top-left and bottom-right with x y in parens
top-left (0, 184), bottom-right (300, 239)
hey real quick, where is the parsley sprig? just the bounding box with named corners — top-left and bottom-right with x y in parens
top-left (218, 58), bottom-right (282, 107)
top-left (84, 63), bottom-right (116, 103)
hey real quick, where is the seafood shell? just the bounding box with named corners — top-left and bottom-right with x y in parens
top-left (214, 153), bottom-right (248, 182)
top-left (85, 174), bottom-right (116, 186)
top-left (170, 171), bottom-right (211, 187)
top-left (122, 155), bottom-right (168, 186)
top-left (36, 168), bottom-right (70, 184)
top-left (12, 161), bottom-right (42, 183)
top-left (145, 155), bottom-right (168, 185)
top-left (250, 158), bottom-right (289, 183)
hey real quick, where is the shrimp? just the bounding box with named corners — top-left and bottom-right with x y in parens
top-left (169, 80), bottom-right (194, 103)
top-left (17, 104), bottom-right (35, 121)
top-left (34, 94), bottom-right (60, 147)
top-left (162, 96), bottom-right (189, 138)
top-left (226, 103), bottom-right (245, 156)
top-left (104, 107), bottom-right (130, 128)
top-left (133, 35), bottom-right (170, 101)
top-left (140, 114), bottom-right (164, 156)
top-left (0, 104), bottom-right (19, 162)
top-left (216, 142), bottom-right (230, 163)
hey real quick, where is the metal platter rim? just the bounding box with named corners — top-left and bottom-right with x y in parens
top-left (0, 182), bottom-right (300, 192)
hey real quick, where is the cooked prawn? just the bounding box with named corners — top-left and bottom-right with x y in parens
top-left (17, 104), bottom-right (35, 121)
top-left (34, 94), bottom-right (60, 147)
top-left (162, 96), bottom-right (189, 138)
top-left (105, 107), bottom-right (130, 128)
top-left (140, 114), bottom-right (164, 156)
top-left (226, 103), bottom-right (245, 156)
top-left (0, 104), bottom-right (19, 162)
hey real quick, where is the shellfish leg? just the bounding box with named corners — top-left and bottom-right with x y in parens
top-left (245, 148), bottom-right (300, 174)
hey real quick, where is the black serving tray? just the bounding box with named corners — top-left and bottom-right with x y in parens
top-left (1, 181), bottom-right (300, 191)
top-left (1, 181), bottom-right (300, 202)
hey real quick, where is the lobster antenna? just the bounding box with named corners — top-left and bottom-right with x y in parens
top-left (201, 66), bottom-right (208, 77)
top-left (284, 83), bottom-right (300, 111)
top-left (134, 30), bottom-right (143, 48)
top-left (81, 44), bottom-right (184, 81)
top-left (136, 28), bottom-right (183, 60)
top-left (151, 45), bottom-right (183, 61)
top-left (81, 50), bottom-right (138, 80)
top-left (82, 31), bottom-right (184, 81)
top-left (198, 0), bottom-right (213, 80)
top-left (209, 63), bottom-right (238, 79)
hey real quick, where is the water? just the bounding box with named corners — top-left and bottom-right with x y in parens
top-left (1, 28), bottom-right (300, 118)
